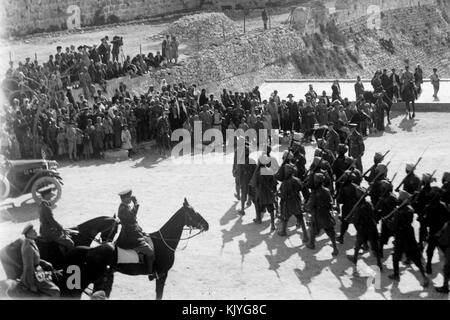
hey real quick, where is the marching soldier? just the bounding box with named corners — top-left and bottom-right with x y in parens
top-left (336, 171), bottom-right (358, 244)
top-left (348, 123), bottom-right (365, 172)
top-left (347, 186), bottom-right (383, 270)
top-left (350, 168), bottom-right (363, 186)
top-left (422, 187), bottom-right (450, 274)
top-left (413, 173), bottom-right (436, 252)
top-left (364, 152), bottom-right (384, 183)
top-left (305, 173), bottom-right (339, 257)
top-left (370, 164), bottom-right (389, 207)
top-left (277, 163), bottom-right (309, 243)
top-left (373, 180), bottom-right (398, 256)
top-left (385, 191), bottom-right (429, 287)
top-left (332, 144), bottom-right (355, 199)
top-left (402, 163), bottom-right (421, 195)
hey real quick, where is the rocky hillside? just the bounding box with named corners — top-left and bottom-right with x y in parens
top-left (101, 4), bottom-right (450, 97)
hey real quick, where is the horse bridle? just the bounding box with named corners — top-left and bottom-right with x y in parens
top-left (157, 206), bottom-right (206, 252)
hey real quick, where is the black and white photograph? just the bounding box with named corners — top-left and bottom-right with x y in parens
top-left (0, 0), bottom-right (450, 308)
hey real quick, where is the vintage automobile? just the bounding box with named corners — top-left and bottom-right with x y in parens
top-left (0, 158), bottom-right (63, 206)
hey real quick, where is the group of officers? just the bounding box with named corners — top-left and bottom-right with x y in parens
top-left (233, 123), bottom-right (450, 293)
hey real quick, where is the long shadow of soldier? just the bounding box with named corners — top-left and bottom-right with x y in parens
top-left (398, 117), bottom-right (418, 132)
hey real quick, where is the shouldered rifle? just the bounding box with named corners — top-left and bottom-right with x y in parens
top-left (391, 172), bottom-right (398, 184)
top-left (362, 150), bottom-right (390, 179)
top-left (345, 162), bottom-right (391, 222)
top-left (394, 157), bottom-right (422, 192)
top-left (381, 200), bottom-right (409, 222)
top-left (335, 158), bottom-right (358, 185)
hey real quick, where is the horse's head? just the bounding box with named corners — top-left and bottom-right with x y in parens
top-left (182, 198), bottom-right (209, 232)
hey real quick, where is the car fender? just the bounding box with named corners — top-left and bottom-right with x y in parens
top-left (23, 170), bottom-right (63, 193)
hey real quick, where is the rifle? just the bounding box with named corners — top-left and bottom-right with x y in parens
top-left (362, 150), bottom-right (390, 179)
top-left (381, 200), bottom-right (409, 222)
top-left (394, 157), bottom-right (422, 192)
top-left (345, 162), bottom-right (391, 222)
top-left (391, 172), bottom-right (398, 184)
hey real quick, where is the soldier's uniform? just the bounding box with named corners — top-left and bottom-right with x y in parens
top-left (369, 164), bottom-right (390, 206)
top-left (348, 187), bottom-right (382, 269)
top-left (332, 144), bottom-right (354, 195)
top-left (403, 164), bottom-right (421, 195)
top-left (413, 174), bottom-right (436, 251)
top-left (116, 190), bottom-right (155, 276)
top-left (305, 173), bottom-right (339, 257)
top-left (436, 222), bottom-right (450, 293)
top-left (277, 164), bottom-right (308, 242)
top-left (386, 191), bottom-right (429, 286)
top-left (336, 174), bottom-right (358, 244)
top-left (364, 152), bottom-right (384, 184)
top-left (422, 187), bottom-right (450, 274)
top-left (441, 172), bottom-right (450, 206)
top-left (348, 124), bottom-right (365, 172)
top-left (373, 181), bottom-right (397, 255)
top-left (316, 139), bottom-right (335, 165)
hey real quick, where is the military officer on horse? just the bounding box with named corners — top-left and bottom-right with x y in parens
top-left (116, 189), bottom-right (158, 280)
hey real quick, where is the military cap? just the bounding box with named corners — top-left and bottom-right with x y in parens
top-left (118, 189), bottom-right (132, 198)
top-left (405, 163), bottom-right (415, 172)
top-left (287, 94), bottom-right (294, 98)
top-left (374, 152), bottom-right (383, 162)
top-left (22, 223), bottom-right (35, 236)
top-left (422, 173), bottom-right (436, 183)
top-left (349, 123), bottom-right (358, 128)
top-left (332, 100), bottom-right (341, 106)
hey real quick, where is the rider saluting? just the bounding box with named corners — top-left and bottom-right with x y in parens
top-left (116, 189), bottom-right (157, 280)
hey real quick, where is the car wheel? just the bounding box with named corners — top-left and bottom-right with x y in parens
top-left (31, 176), bottom-right (62, 206)
top-left (0, 177), bottom-right (10, 201)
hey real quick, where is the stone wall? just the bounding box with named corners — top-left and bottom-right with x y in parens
top-left (0, 0), bottom-right (297, 37)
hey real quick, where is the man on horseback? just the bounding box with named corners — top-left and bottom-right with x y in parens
top-left (38, 186), bottom-right (77, 254)
top-left (400, 65), bottom-right (417, 119)
top-left (116, 190), bottom-right (157, 280)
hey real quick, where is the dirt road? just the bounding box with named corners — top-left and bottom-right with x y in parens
top-left (1, 112), bottom-right (449, 300)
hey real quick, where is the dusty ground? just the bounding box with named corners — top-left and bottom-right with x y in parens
top-left (0, 9), bottom-right (291, 75)
top-left (1, 111), bottom-right (450, 300)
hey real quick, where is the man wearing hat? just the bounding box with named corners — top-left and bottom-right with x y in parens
top-left (400, 65), bottom-right (415, 96)
top-left (20, 223), bottom-right (61, 297)
top-left (277, 163), bottom-right (309, 242)
top-left (389, 68), bottom-right (400, 102)
top-left (347, 184), bottom-right (383, 270)
top-left (116, 190), bottom-right (157, 279)
top-left (375, 180), bottom-right (398, 256)
top-left (402, 163), bottom-right (421, 195)
top-left (364, 152), bottom-right (385, 183)
top-left (348, 123), bottom-right (365, 172)
top-left (235, 142), bottom-right (257, 216)
top-left (38, 186), bottom-right (76, 252)
top-left (369, 163), bottom-right (389, 206)
top-left (385, 191), bottom-right (429, 287)
top-left (305, 173), bottom-right (339, 256)
top-left (333, 144), bottom-right (354, 193)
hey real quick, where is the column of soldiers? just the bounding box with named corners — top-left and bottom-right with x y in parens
top-left (233, 124), bottom-right (450, 294)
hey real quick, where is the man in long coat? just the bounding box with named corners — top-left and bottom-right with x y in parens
top-left (348, 123), bottom-right (365, 172)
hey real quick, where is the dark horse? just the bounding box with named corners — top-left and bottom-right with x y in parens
top-left (87, 198), bottom-right (209, 300)
top-left (363, 90), bottom-right (394, 124)
top-left (401, 81), bottom-right (417, 119)
top-left (0, 217), bottom-right (119, 299)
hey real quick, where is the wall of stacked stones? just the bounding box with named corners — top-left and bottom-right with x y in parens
top-left (0, 0), bottom-right (296, 37)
